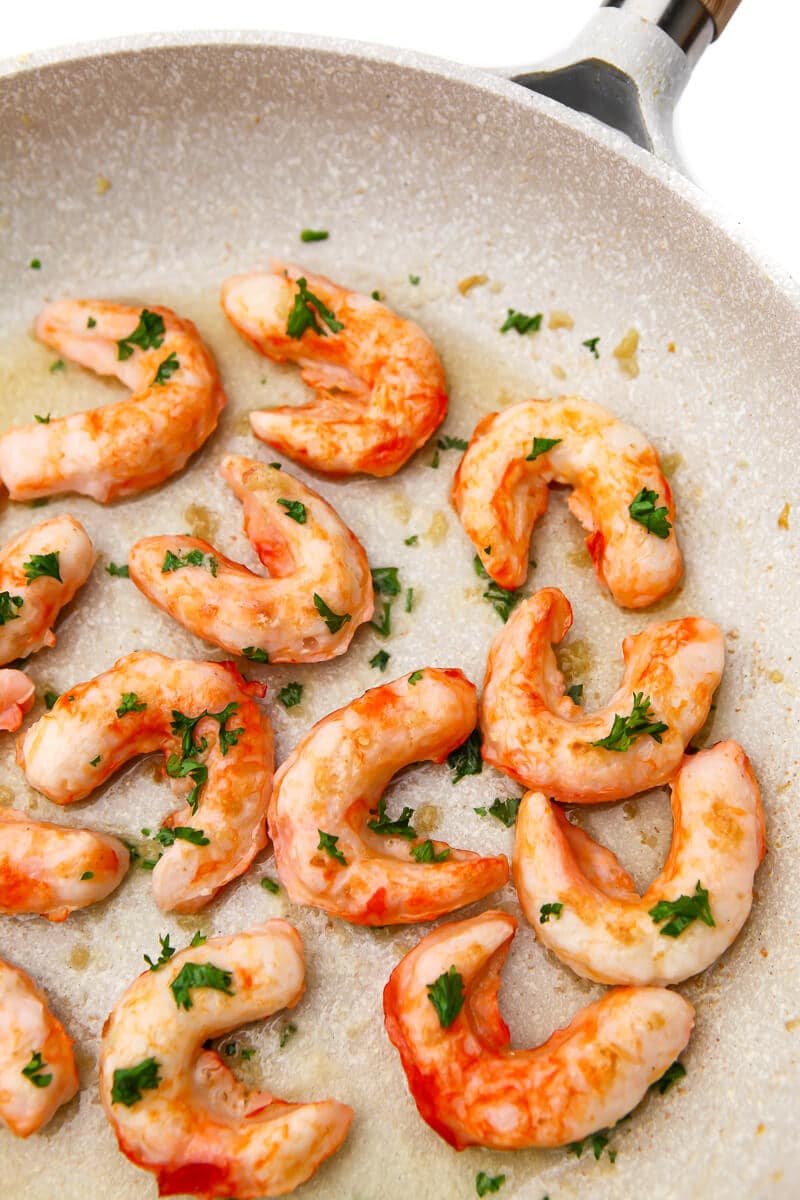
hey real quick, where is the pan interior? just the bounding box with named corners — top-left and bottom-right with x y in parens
top-left (0, 39), bottom-right (798, 1200)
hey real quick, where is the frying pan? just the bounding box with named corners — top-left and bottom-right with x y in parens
top-left (1, 1), bottom-right (799, 1197)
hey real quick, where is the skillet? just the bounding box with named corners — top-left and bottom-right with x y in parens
top-left (1, 2), bottom-right (799, 1197)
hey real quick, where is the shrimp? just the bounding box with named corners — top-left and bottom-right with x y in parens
top-left (383, 910), bottom-right (694, 1150)
top-left (99, 920), bottom-right (352, 1199)
top-left (220, 262), bottom-right (447, 476)
top-left (480, 588), bottom-right (724, 803)
top-left (269, 670), bottom-right (509, 925)
top-left (0, 808), bottom-right (130, 922)
top-left (0, 301), bottom-right (226, 503)
top-left (513, 742), bottom-right (765, 986)
top-left (452, 396), bottom-right (682, 607)
top-left (18, 652), bottom-right (273, 914)
top-left (0, 958), bottom-right (79, 1137)
top-left (0, 670), bottom-right (35, 732)
top-left (129, 454), bottom-right (373, 662)
top-left (0, 515), bottom-right (95, 665)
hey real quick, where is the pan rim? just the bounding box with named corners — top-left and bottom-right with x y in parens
top-left (2, 27), bottom-right (799, 317)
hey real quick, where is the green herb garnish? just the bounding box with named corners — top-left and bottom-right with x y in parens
top-left (591, 692), bottom-right (668, 752)
top-left (89, 756), bottom-right (101, 768)
top-left (629, 487), bottom-right (672, 539)
top-left (279, 1022), bottom-right (297, 1048)
top-left (43, 690), bottom-right (59, 710)
top-left (260, 877), bottom-right (280, 894)
top-left (448, 729), bottom-right (482, 784)
top-left (437, 434), bottom-right (469, 452)
top-left (143, 933), bottom-right (176, 971)
top-left (427, 966), bottom-right (464, 1028)
top-left (116, 692), bottom-right (146, 718)
top-left (152, 351), bottom-right (179, 386)
top-left (278, 682), bottom-right (303, 709)
top-left (110, 1058), bottom-right (161, 1106)
top-left (649, 881), bottom-right (715, 938)
top-left (476, 1173), bottom-right (506, 1197)
top-left (409, 670), bottom-right (423, 685)
top-left (151, 826), bottom-right (210, 847)
top-left (170, 962), bottom-right (234, 1010)
top-left (313, 593), bottom-right (351, 634)
top-left (161, 548), bottom-right (218, 576)
top-left (405, 587), bottom-right (414, 613)
top-left (286, 276), bottom-right (343, 339)
top-left (21, 1051), bottom-right (52, 1088)
top-left (277, 498), bottom-right (307, 524)
top-left (116, 309), bottom-right (165, 361)
top-left (369, 649), bottom-right (390, 671)
top-left (367, 796), bottom-right (416, 840)
top-left (411, 839), bottom-right (450, 863)
top-left (526, 436), bottom-right (561, 461)
top-left (539, 902), bottom-right (563, 923)
top-left (300, 229), bottom-right (329, 242)
top-left (500, 309), bottom-right (542, 335)
top-left (317, 829), bottom-right (347, 866)
top-left (582, 336), bottom-right (600, 358)
top-left (80, 870), bottom-right (94, 879)
top-left (23, 552), bottom-right (61, 583)
top-left (0, 592), bottom-right (23, 625)
top-left (242, 646), bottom-right (269, 662)
top-left (651, 1060), bottom-right (686, 1094)
top-left (404, 534), bottom-right (418, 546)
top-left (566, 683), bottom-right (583, 705)
top-left (105, 562), bottom-right (129, 577)
top-left (35, 412), bottom-right (51, 422)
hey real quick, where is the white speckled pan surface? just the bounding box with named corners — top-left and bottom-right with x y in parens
top-left (1, 32), bottom-right (799, 1200)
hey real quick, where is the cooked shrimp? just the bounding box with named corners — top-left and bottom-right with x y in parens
top-left (480, 588), bottom-right (724, 803)
top-left (452, 396), bottom-right (682, 607)
top-left (0, 301), bottom-right (225, 502)
top-left (18, 652), bottom-right (273, 914)
top-left (0, 515), bottom-right (95, 664)
top-left (383, 910), bottom-right (694, 1150)
top-left (0, 808), bottom-right (129, 922)
top-left (221, 262), bottom-right (447, 476)
top-left (269, 669), bottom-right (509, 925)
top-left (0, 958), bottom-right (79, 1137)
top-left (129, 454), bottom-right (373, 662)
top-left (99, 920), bottom-right (352, 1198)
top-left (514, 742), bottom-right (765, 986)
top-left (0, 670), bottom-right (35, 732)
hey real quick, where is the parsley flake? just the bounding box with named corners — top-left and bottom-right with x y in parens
top-left (161, 548), bottom-right (218, 577)
top-left (143, 933), bottom-right (176, 971)
top-left (300, 229), bottom-right (329, 242)
top-left (170, 962), bottom-right (234, 1010)
top-left (279, 682), bottom-right (303, 709)
top-left (405, 587), bottom-right (414, 613)
top-left (242, 646), bottom-right (269, 662)
top-left (105, 561), bottom-right (129, 577)
top-left (286, 277), bottom-right (343, 339)
top-left (582, 336), bottom-right (600, 358)
top-left (569, 1130), bottom-right (611, 1159)
top-left (0, 592), bottom-right (23, 626)
top-left (165, 754), bottom-right (208, 815)
top-left (371, 290), bottom-right (383, 301)
top-left (476, 1173), bottom-right (506, 1197)
top-left (21, 1051), bottom-right (52, 1089)
top-left (649, 881), bottom-right (715, 938)
top-left (110, 1058), bottom-right (161, 1106)
top-left (629, 487), bottom-right (672, 539)
top-left (314, 593), bottom-right (351, 634)
top-left (371, 567), bottom-right (401, 597)
top-left (539, 902), bottom-right (563, 923)
top-left (427, 966), bottom-right (464, 1027)
top-left (81, 870), bottom-right (94, 879)
top-left (189, 931), bottom-right (207, 947)
top-left (437, 434), bottom-right (469, 452)
top-left (23, 552), bottom-right (61, 584)
top-left (48, 359), bottom-right (64, 375)
top-left (116, 309), bottom-right (165, 361)
top-left (151, 826), bottom-right (210, 847)
top-left (430, 449), bottom-right (440, 469)
top-left (43, 690), bottom-right (59, 710)
top-left (526, 436), bottom-right (562, 461)
top-left (279, 1022), bottom-right (297, 1048)
top-left (317, 829), bottom-right (347, 866)
top-left (367, 796), bottom-right (416, 840)
top-left (35, 412), bottom-right (51, 422)
top-left (116, 692), bottom-right (146, 718)
top-left (89, 756), bottom-right (101, 767)
top-left (260, 876), bottom-right (280, 894)
top-left (277, 498), bottom-right (307, 524)
top-left (591, 692), bottom-right (668, 752)
top-left (30, 258), bottom-right (41, 269)
top-left (567, 683), bottom-right (583, 705)
top-left (370, 601), bottom-right (393, 637)
top-left (651, 1060), bottom-right (687, 1094)
top-left (409, 670), bottom-right (423, 685)
top-left (369, 649), bottom-right (390, 672)
top-left (483, 580), bottom-right (520, 623)
top-left (411, 839), bottom-right (450, 863)
top-left (409, 274), bottom-right (420, 285)
top-left (485, 796), bottom-right (520, 827)
top-left (404, 534), bottom-right (418, 546)
top-left (87, 316), bottom-right (97, 328)
top-left (448, 729), bottom-right (483, 784)
top-left (152, 351), bottom-right (180, 386)
top-left (500, 309), bottom-right (542, 335)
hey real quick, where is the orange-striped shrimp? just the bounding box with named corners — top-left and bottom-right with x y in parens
top-left (0, 670), bottom-right (35, 732)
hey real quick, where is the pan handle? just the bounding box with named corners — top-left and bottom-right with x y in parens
top-left (505, 0), bottom-right (743, 169)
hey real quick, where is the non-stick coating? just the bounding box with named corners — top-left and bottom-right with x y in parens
top-left (0, 34), bottom-right (798, 1200)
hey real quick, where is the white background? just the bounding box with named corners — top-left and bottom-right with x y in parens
top-left (4, 1), bottom-right (798, 282)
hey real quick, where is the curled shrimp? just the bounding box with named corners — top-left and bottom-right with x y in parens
top-left (129, 454), bottom-right (373, 662)
top-left (221, 262), bottom-right (447, 476)
top-left (514, 742), bottom-right (765, 986)
top-left (99, 920), bottom-right (352, 1199)
top-left (0, 670), bottom-right (35, 732)
top-left (269, 669), bottom-right (509, 925)
top-left (0, 958), bottom-right (79, 1137)
top-left (452, 396), bottom-right (681, 607)
top-left (0, 515), bottom-right (95, 665)
top-left (480, 588), bottom-right (724, 803)
top-left (18, 652), bottom-right (273, 914)
top-left (0, 301), bottom-right (225, 502)
top-left (383, 910), bottom-right (694, 1150)
top-left (0, 808), bottom-right (130, 922)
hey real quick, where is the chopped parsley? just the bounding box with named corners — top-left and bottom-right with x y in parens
top-left (150, 826), bottom-right (210, 848)
top-left (568, 1131), bottom-right (613, 1160)
top-left (370, 601), bottom-right (393, 637)
top-left (539, 902), bottom-right (563, 923)
top-left (651, 1060), bottom-right (687, 1094)
top-left (189, 931), bottom-right (206, 947)
top-left (30, 258), bottom-right (41, 269)
top-left (105, 561), bottom-right (130, 577)
top-left (165, 754), bottom-right (208, 815)
top-left (367, 796), bottom-right (416, 840)
top-left (649, 881), bottom-right (715, 938)
top-left (582, 336), bottom-right (600, 358)
top-left (279, 1022), bottom-right (297, 1048)
top-left (317, 829), bottom-right (347, 866)
top-left (479, 796), bottom-right (520, 827)
top-left (21, 1051), bottom-right (52, 1088)
top-left (409, 274), bottom-right (420, 285)
top-left (143, 933), bottom-right (176, 971)
top-left (430, 449), bottom-right (440, 469)
top-left (35, 412), bottom-right (51, 422)
top-left (476, 1173), bottom-right (506, 1197)
top-left (371, 290), bottom-right (383, 301)
top-left (277, 498), bottom-right (307, 524)
top-left (286, 276), bottom-right (343, 339)
top-left (43, 690), bottom-right (59, 710)
top-left (371, 566), bottom-right (401, 597)
top-left (427, 966), bottom-right (464, 1028)
top-left (116, 309), bottom-right (165, 361)
top-left (369, 649), bottom-right (390, 671)
top-left (526, 436), bottom-right (562, 461)
top-left (50, 359), bottom-right (64, 375)
top-left (591, 692), bottom-right (668, 752)
top-left (171, 702), bottom-right (243, 759)
top-left (482, 580), bottom-right (520, 623)
top-left (23, 552), bottom-right (61, 584)
top-left (29, 498), bottom-right (49, 508)
top-left (409, 670), bottom-right (423, 685)
top-left (80, 870), bottom-right (95, 879)
top-left (313, 593), bottom-right (351, 634)
top-left (448, 728), bottom-right (482, 784)
top-left (260, 876), bottom-right (280, 894)
top-left (116, 692), bottom-right (146, 718)
top-left (161, 548), bottom-right (218, 576)
top-left (405, 587), bottom-right (414, 613)
top-left (410, 839), bottom-right (450, 863)
top-left (500, 309), bottom-right (542, 335)
top-left (437, 434), bottom-right (469, 452)
top-left (110, 1058), bottom-right (161, 1106)
top-left (242, 646), bottom-right (269, 662)
top-left (170, 962), bottom-right (234, 1010)
top-left (300, 229), bottom-right (329, 242)
top-left (629, 487), bottom-right (672, 539)
top-left (0, 592), bottom-right (23, 625)
top-left (89, 756), bottom-right (101, 767)
top-left (278, 682), bottom-right (303, 709)
top-left (87, 316), bottom-right (97, 328)
top-left (152, 351), bottom-right (180, 386)
top-left (404, 534), bottom-right (418, 546)
top-left (566, 683), bottom-right (583, 705)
